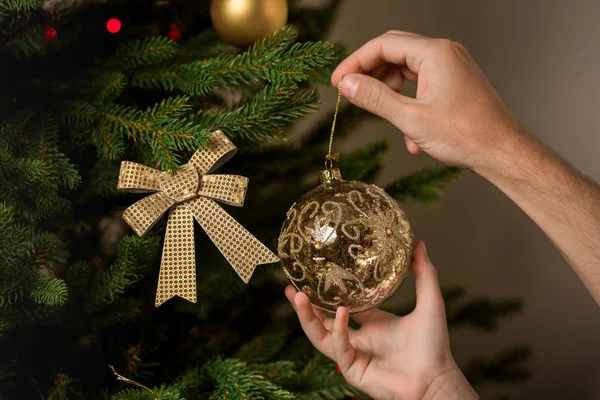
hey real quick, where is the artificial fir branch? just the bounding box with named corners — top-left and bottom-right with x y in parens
top-left (83, 235), bottom-right (159, 312)
top-left (130, 26), bottom-right (335, 96)
top-left (28, 278), bottom-right (68, 306)
top-left (198, 84), bottom-right (319, 141)
top-left (0, 0), bottom-right (42, 16)
top-left (203, 357), bottom-right (295, 400)
top-left (109, 36), bottom-right (180, 71)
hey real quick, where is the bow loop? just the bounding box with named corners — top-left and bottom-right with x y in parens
top-left (189, 130), bottom-right (237, 175)
top-left (198, 174), bottom-right (248, 207)
top-left (118, 162), bottom-right (161, 193)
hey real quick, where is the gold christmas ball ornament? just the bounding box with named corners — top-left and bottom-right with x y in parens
top-left (278, 169), bottom-right (415, 313)
top-left (210, 0), bottom-right (288, 47)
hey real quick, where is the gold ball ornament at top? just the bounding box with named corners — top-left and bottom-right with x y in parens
top-left (210, 0), bottom-right (288, 47)
top-left (278, 168), bottom-right (415, 313)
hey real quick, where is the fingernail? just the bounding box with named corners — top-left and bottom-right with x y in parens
top-left (422, 241), bottom-right (428, 257)
top-left (342, 74), bottom-right (359, 100)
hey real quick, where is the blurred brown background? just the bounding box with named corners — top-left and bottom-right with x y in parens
top-left (302, 0), bottom-right (600, 398)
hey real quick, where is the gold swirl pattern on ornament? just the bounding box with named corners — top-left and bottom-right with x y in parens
top-left (282, 261), bottom-right (308, 282)
top-left (297, 201), bottom-right (320, 244)
top-left (317, 262), bottom-right (364, 306)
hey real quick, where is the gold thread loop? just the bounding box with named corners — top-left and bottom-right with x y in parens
top-left (325, 77), bottom-right (344, 169)
top-left (109, 365), bottom-right (157, 400)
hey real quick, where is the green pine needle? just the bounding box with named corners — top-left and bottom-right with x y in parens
top-left (203, 357), bottom-right (295, 400)
top-left (29, 278), bottom-right (68, 306)
top-left (109, 36), bottom-right (180, 71)
top-left (0, 0), bottom-right (42, 14)
top-left (94, 71), bottom-right (128, 104)
top-left (130, 26), bottom-right (335, 95)
top-left (199, 83), bottom-right (319, 141)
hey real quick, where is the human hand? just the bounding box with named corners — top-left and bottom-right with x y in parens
top-left (332, 31), bottom-right (525, 172)
top-left (285, 242), bottom-right (478, 400)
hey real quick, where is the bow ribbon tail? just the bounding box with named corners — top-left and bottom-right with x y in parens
top-left (155, 205), bottom-right (196, 307)
top-left (186, 197), bottom-right (279, 283)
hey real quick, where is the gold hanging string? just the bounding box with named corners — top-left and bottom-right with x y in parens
top-left (108, 365), bottom-right (157, 400)
top-left (325, 76), bottom-right (344, 169)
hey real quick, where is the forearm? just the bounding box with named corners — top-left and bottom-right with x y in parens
top-left (475, 128), bottom-right (600, 303)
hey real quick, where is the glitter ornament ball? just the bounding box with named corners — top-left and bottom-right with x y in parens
top-left (278, 168), bottom-right (414, 313)
top-left (210, 0), bottom-right (288, 47)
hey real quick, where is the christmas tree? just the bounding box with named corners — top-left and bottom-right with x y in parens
top-left (0, 0), bottom-right (529, 398)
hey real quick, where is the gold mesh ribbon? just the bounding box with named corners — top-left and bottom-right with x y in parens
top-left (118, 130), bottom-right (279, 306)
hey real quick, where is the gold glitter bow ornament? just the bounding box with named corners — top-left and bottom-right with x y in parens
top-left (117, 130), bottom-right (279, 306)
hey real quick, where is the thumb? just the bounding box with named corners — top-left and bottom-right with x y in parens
top-left (341, 73), bottom-right (418, 133)
top-left (412, 241), bottom-right (445, 316)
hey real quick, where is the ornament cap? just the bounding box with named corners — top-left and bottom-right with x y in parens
top-left (319, 168), bottom-right (342, 183)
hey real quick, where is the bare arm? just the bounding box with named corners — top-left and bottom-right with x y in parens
top-left (477, 130), bottom-right (600, 302)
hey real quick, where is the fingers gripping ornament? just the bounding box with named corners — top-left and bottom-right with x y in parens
top-left (278, 79), bottom-right (415, 313)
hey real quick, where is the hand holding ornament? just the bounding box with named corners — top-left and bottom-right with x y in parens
top-left (286, 242), bottom-right (478, 400)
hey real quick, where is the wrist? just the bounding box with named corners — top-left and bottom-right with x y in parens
top-left (471, 125), bottom-right (537, 184)
top-left (421, 361), bottom-right (478, 400)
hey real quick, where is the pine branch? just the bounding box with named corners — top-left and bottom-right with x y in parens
top-left (249, 361), bottom-right (296, 386)
top-left (0, 0), bottom-right (42, 15)
top-left (131, 26), bottom-right (335, 95)
top-left (62, 101), bottom-right (97, 131)
top-left (28, 278), bottom-right (68, 306)
top-left (199, 83), bottom-right (319, 141)
top-left (291, 354), bottom-right (357, 400)
top-left (112, 367), bottom-right (204, 400)
top-left (83, 235), bottom-right (159, 312)
top-left (308, 42), bottom-right (347, 86)
top-left (93, 71), bottom-right (128, 104)
top-left (108, 36), bottom-right (180, 71)
top-left (35, 117), bottom-right (81, 189)
top-left (94, 96), bottom-right (209, 169)
top-left (203, 357), bottom-right (295, 400)
top-left (385, 165), bottom-right (462, 205)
